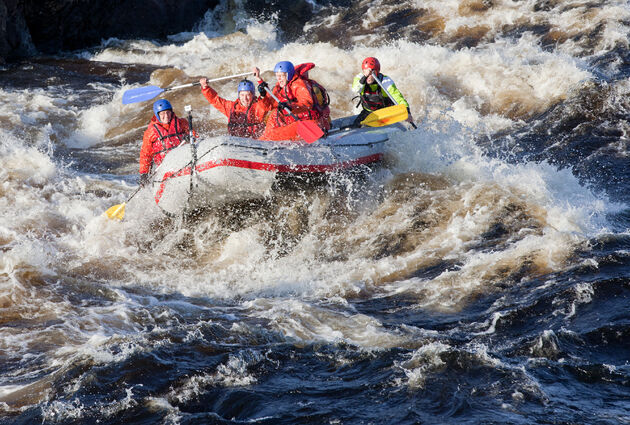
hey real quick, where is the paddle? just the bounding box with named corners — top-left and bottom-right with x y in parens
top-left (104, 184), bottom-right (144, 221)
top-left (263, 86), bottom-right (324, 143)
top-left (325, 104), bottom-right (409, 135)
top-left (360, 104), bottom-right (408, 127)
top-left (122, 71), bottom-right (253, 104)
top-left (370, 71), bottom-right (417, 129)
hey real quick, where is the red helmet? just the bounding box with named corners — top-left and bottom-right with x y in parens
top-left (362, 57), bottom-right (381, 74)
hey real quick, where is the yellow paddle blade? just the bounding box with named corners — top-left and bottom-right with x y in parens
top-left (104, 203), bottom-right (126, 221)
top-left (360, 105), bottom-right (408, 127)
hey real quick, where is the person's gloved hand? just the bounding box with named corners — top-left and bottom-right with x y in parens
top-left (359, 75), bottom-right (367, 85)
top-left (277, 101), bottom-right (291, 112)
top-left (139, 173), bottom-right (150, 187)
top-left (257, 81), bottom-right (268, 97)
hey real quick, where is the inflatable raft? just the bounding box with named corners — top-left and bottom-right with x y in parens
top-left (148, 117), bottom-right (410, 216)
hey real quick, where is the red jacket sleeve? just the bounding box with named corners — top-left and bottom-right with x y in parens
top-left (201, 86), bottom-right (236, 118)
top-left (139, 125), bottom-right (155, 174)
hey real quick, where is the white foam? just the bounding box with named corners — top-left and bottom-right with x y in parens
top-left (68, 87), bottom-right (129, 148)
top-left (394, 342), bottom-right (450, 388)
top-left (246, 298), bottom-right (407, 348)
top-left (0, 5), bottom-right (628, 407)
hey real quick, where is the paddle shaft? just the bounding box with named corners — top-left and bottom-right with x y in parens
top-left (104, 184), bottom-right (141, 219)
top-left (118, 166), bottom-right (159, 206)
top-left (167, 71), bottom-right (254, 92)
top-left (123, 178), bottom-right (147, 204)
top-left (261, 85), bottom-right (325, 143)
top-left (370, 71), bottom-right (398, 105)
top-left (104, 163), bottom-right (164, 219)
top-left (185, 107), bottom-right (195, 141)
top-left (123, 71), bottom-right (255, 104)
top-left (370, 71), bottom-right (416, 129)
top-left (263, 86), bottom-right (302, 122)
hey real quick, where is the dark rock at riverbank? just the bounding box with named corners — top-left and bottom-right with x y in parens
top-left (0, 0), bottom-right (316, 64)
top-left (0, 0), bottom-right (218, 63)
top-left (0, 0), bottom-right (35, 62)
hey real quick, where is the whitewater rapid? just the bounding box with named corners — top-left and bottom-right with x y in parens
top-left (1, 0), bottom-right (629, 422)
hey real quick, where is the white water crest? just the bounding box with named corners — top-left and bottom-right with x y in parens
top-left (0, 0), bottom-right (629, 417)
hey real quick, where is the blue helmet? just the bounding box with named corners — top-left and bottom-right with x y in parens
top-left (274, 61), bottom-right (295, 80)
top-left (237, 79), bottom-right (255, 94)
top-left (153, 99), bottom-right (172, 119)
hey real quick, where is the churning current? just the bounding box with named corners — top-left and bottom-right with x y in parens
top-left (1, 0), bottom-right (629, 424)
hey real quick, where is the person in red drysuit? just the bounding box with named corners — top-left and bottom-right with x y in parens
top-left (139, 98), bottom-right (189, 185)
top-left (199, 68), bottom-right (272, 138)
top-left (255, 61), bottom-right (323, 141)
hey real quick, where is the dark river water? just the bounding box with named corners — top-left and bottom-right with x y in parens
top-left (1, 0), bottom-right (629, 423)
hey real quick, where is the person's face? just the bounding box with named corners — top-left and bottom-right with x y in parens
top-left (276, 72), bottom-right (288, 88)
top-left (239, 90), bottom-right (253, 106)
top-left (363, 67), bottom-right (376, 83)
top-left (158, 109), bottom-right (173, 124)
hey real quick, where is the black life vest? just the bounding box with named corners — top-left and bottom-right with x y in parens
top-left (360, 74), bottom-right (394, 111)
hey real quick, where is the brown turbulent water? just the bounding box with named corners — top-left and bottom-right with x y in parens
top-left (0, 0), bottom-right (629, 423)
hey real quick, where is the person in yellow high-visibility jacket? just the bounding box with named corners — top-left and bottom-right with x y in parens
top-left (352, 56), bottom-right (414, 127)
